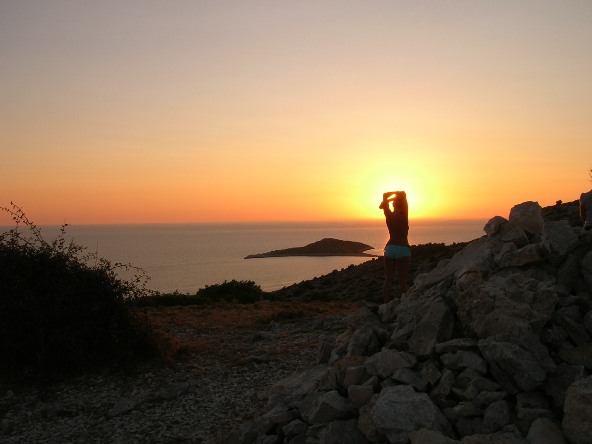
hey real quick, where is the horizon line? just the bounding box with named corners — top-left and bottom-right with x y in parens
top-left (0, 216), bottom-right (491, 229)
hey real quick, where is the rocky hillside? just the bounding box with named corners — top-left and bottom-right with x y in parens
top-left (270, 200), bottom-right (581, 304)
top-left (225, 200), bottom-right (592, 443)
top-left (271, 243), bottom-right (468, 303)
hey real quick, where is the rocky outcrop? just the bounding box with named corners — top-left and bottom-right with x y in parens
top-left (245, 238), bottom-right (377, 259)
top-left (227, 201), bottom-right (592, 443)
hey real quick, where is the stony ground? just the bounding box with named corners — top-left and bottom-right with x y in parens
top-left (0, 301), bottom-right (360, 443)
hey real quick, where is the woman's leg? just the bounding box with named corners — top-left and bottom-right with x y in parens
top-left (395, 256), bottom-right (411, 295)
top-left (383, 257), bottom-right (396, 303)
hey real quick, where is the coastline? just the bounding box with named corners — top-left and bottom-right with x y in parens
top-left (8, 219), bottom-right (488, 294)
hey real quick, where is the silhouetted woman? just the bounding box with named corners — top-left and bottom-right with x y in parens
top-left (581, 169), bottom-right (592, 232)
top-left (380, 191), bottom-right (410, 303)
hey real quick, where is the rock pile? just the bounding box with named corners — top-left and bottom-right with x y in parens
top-left (225, 201), bottom-right (592, 444)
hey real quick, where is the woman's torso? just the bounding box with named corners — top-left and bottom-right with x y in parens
top-left (386, 213), bottom-right (409, 246)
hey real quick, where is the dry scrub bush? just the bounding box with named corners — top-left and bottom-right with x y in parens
top-left (0, 203), bottom-right (161, 380)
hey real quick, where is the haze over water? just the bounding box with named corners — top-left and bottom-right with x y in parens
top-left (35, 219), bottom-right (487, 293)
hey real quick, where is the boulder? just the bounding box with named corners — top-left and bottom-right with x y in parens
top-left (515, 391), bottom-right (554, 432)
top-left (440, 351), bottom-right (487, 375)
top-left (364, 348), bottom-right (416, 379)
top-left (543, 220), bottom-right (579, 258)
top-left (509, 201), bottom-right (544, 235)
top-left (484, 216), bottom-right (529, 247)
top-left (557, 341), bottom-right (592, 370)
top-left (304, 390), bottom-right (355, 425)
top-left (585, 311), bottom-right (592, 335)
top-left (435, 338), bottom-right (478, 354)
top-left (562, 376), bottom-right (592, 444)
top-left (317, 419), bottom-right (370, 444)
top-left (332, 355), bottom-right (366, 388)
top-left (495, 243), bottom-right (543, 268)
top-left (444, 402), bottom-right (482, 421)
top-left (378, 299), bottom-right (399, 323)
top-left (526, 418), bottom-right (566, 444)
top-left (343, 365), bottom-right (366, 387)
top-left (342, 307), bottom-right (380, 330)
top-left (455, 416), bottom-right (484, 436)
top-left (409, 428), bottom-right (460, 443)
top-left (455, 273), bottom-right (558, 342)
top-left (281, 419), bottom-right (308, 437)
top-left (254, 403), bottom-right (295, 434)
top-left (431, 368), bottom-right (456, 400)
top-left (482, 400), bottom-right (510, 434)
top-left (544, 363), bottom-right (586, 410)
top-left (581, 250), bottom-right (592, 289)
top-left (357, 395), bottom-right (381, 442)
top-left (460, 430), bottom-right (525, 443)
top-left (412, 236), bottom-right (501, 292)
top-left (346, 325), bottom-right (378, 357)
top-left (473, 391), bottom-right (508, 409)
top-left (418, 359), bottom-right (443, 386)
top-left (269, 365), bottom-right (338, 407)
top-left (391, 368), bottom-right (429, 392)
top-left (556, 254), bottom-right (582, 289)
top-left (456, 368), bottom-right (499, 391)
top-left (317, 340), bottom-right (335, 364)
top-left (347, 384), bottom-right (374, 409)
top-left (478, 340), bottom-right (547, 392)
top-left (362, 385), bottom-right (452, 443)
top-left (391, 286), bottom-right (454, 356)
top-left (554, 306), bottom-right (590, 346)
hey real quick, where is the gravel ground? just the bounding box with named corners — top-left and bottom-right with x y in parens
top-left (0, 302), bottom-right (357, 443)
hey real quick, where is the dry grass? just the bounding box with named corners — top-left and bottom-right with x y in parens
top-left (140, 301), bottom-right (358, 369)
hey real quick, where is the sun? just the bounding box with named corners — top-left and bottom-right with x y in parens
top-left (317, 145), bottom-right (453, 221)
top-left (343, 166), bottom-right (439, 220)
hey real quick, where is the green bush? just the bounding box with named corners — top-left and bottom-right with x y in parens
top-left (196, 279), bottom-right (263, 304)
top-left (0, 203), bottom-right (159, 379)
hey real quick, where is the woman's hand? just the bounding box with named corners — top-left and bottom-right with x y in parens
top-left (381, 191), bottom-right (406, 209)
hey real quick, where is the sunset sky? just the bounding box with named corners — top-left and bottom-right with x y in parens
top-left (2, 1), bottom-right (591, 225)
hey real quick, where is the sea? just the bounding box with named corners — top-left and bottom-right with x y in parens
top-left (6, 220), bottom-right (487, 294)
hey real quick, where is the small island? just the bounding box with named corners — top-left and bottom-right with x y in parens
top-left (245, 237), bottom-right (377, 259)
